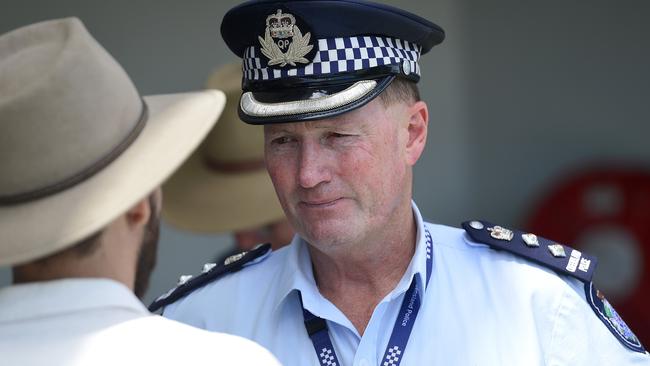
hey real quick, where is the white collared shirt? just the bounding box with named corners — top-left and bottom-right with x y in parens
top-left (0, 278), bottom-right (280, 366)
top-left (164, 202), bottom-right (649, 365)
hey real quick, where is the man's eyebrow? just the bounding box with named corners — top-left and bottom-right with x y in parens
top-left (312, 123), bottom-right (339, 129)
top-left (265, 126), bottom-right (293, 135)
top-left (265, 116), bottom-right (367, 134)
top-left (312, 116), bottom-right (366, 130)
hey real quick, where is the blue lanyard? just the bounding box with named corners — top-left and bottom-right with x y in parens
top-left (302, 228), bottom-right (433, 366)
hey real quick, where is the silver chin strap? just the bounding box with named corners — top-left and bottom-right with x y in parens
top-left (240, 79), bottom-right (377, 117)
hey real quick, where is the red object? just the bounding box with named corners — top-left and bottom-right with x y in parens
top-left (526, 168), bottom-right (650, 347)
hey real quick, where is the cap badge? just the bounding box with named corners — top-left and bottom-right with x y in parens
top-left (258, 9), bottom-right (314, 67)
top-left (487, 226), bottom-right (514, 241)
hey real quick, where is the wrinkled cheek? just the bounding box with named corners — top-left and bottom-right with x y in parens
top-left (266, 161), bottom-right (295, 208)
top-left (356, 160), bottom-right (402, 212)
top-left (266, 155), bottom-right (287, 182)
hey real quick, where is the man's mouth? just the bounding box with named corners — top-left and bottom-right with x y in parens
top-left (299, 198), bottom-right (342, 208)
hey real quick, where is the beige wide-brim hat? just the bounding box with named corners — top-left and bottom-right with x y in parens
top-left (0, 18), bottom-right (225, 266)
top-left (162, 63), bottom-right (285, 233)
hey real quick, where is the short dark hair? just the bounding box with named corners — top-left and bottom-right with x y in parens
top-left (18, 229), bottom-right (103, 272)
top-left (378, 77), bottom-right (420, 106)
top-left (68, 230), bottom-right (103, 257)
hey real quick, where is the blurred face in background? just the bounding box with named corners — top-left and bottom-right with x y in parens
top-left (234, 218), bottom-right (294, 250)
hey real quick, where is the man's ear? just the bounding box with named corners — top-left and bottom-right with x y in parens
top-left (404, 100), bottom-right (428, 166)
top-left (125, 196), bottom-right (151, 230)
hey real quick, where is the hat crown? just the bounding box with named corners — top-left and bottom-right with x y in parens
top-left (220, 0), bottom-right (444, 124)
top-left (0, 18), bottom-right (142, 201)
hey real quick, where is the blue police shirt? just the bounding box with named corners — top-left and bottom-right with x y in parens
top-left (163, 202), bottom-right (649, 365)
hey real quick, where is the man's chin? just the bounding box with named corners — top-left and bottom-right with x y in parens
top-left (300, 221), bottom-right (358, 248)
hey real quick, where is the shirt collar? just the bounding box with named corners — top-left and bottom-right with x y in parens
top-left (388, 200), bottom-right (429, 302)
top-left (0, 278), bottom-right (148, 323)
top-left (272, 234), bottom-right (335, 317)
top-left (272, 200), bottom-right (431, 315)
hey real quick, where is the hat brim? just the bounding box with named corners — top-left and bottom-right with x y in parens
top-left (239, 75), bottom-right (394, 124)
top-left (0, 90), bottom-right (225, 266)
top-left (161, 152), bottom-right (285, 234)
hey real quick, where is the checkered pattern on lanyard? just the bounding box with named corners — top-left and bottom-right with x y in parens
top-left (243, 36), bottom-right (421, 81)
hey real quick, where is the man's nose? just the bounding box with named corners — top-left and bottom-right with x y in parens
top-left (297, 140), bottom-right (331, 189)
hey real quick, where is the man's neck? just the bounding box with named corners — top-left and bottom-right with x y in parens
top-left (12, 241), bottom-right (135, 291)
top-left (307, 207), bottom-right (418, 335)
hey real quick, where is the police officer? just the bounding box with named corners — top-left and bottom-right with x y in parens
top-left (0, 17), bottom-right (279, 366)
top-left (153, 1), bottom-right (649, 364)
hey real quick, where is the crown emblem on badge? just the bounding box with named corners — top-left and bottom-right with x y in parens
top-left (267, 10), bottom-right (295, 38)
top-left (258, 9), bottom-right (313, 67)
top-left (487, 226), bottom-right (514, 241)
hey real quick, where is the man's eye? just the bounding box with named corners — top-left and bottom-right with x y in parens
top-left (329, 132), bottom-right (350, 139)
top-left (271, 136), bottom-right (293, 145)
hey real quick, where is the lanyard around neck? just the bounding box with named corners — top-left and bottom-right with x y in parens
top-left (301, 228), bottom-right (433, 366)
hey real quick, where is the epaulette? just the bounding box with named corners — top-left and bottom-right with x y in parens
top-left (148, 243), bottom-right (272, 313)
top-left (462, 220), bottom-right (598, 283)
top-left (463, 220), bottom-right (648, 354)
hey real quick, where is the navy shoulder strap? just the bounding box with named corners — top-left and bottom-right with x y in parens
top-left (148, 243), bottom-right (272, 313)
top-left (463, 221), bottom-right (650, 354)
top-left (462, 220), bottom-right (597, 283)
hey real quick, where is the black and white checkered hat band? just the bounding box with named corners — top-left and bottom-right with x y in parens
top-left (243, 36), bottom-right (421, 81)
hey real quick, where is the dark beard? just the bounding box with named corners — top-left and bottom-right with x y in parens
top-left (133, 196), bottom-right (160, 299)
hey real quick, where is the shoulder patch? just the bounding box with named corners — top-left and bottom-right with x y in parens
top-left (148, 243), bottom-right (272, 313)
top-left (462, 220), bottom-right (597, 283)
top-left (585, 282), bottom-right (646, 353)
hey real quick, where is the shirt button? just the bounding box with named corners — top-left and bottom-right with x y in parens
top-left (358, 359), bottom-right (370, 366)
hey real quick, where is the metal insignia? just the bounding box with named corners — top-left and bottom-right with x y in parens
top-left (202, 263), bottom-right (217, 273)
top-left (469, 221), bottom-right (484, 230)
top-left (258, 9), bottom-right (313, 67)
top-left (177, 275), bottom-right (192, 286)
top-left (521, 233), bottom-right (539, 247)
top-left (578, 258), bottom-right (592, 272)
top-left (547, 244), bottom-right (566, 258)
top-left (487, 226), bottom-right (514, 241)
top-left (401, 60), bottom-right (412, 76)
top-left (224, 252), bottom-right (247, 266)
top-left (566, 249), bottom-right (582, 272)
